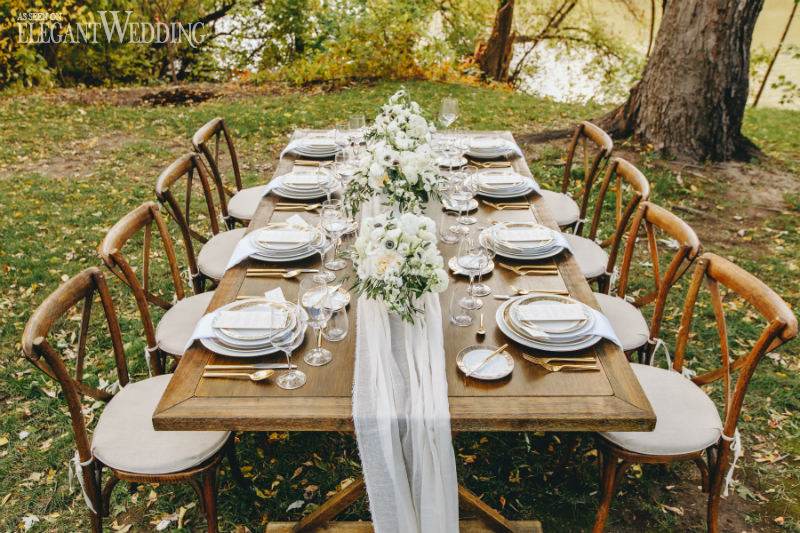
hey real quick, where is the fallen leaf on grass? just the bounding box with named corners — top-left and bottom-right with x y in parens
top-left (775, 516), bottom-right (784, 525)
top-left (661, 504), bottom-right (684, 516)
top-left (22, 515), bottom-right (40, 531)
top-left (287, 500), bottom-right (304, 511)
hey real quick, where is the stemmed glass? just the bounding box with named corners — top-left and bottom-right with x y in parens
top-left (349, 114), bottom-right (366, 144)
top-left (334, 121), bottom-right (349, 150)
top-left (299, 278), bottom-right (334, 366)
top-left (271, 304), bottom-right (308, 390)
top-left (456, 234), bottom-right (488, 310)
top-left (309, 227), bottom-right (335, 283)
top-left (471, 225), bottom-right (495, 297)
top-left (457, 166), bottom-right (478, 225)
top-left (334, 149), bottom-right (357, 189)
top-left (316, 167), bottom-right (339, 203)
top-left (321, 200), bottom-right (349, 271)
top-left (439, 97), bottom-right (459, 131)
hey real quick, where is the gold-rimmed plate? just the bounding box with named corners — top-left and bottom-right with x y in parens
top-left (457, 345), bottom-right (514, 380)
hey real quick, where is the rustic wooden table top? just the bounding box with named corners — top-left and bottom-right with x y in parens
top-left (153, 131), bottom-right (655, 433)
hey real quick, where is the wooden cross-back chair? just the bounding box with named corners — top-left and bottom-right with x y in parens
top-left (99, 202), bottom-right (216, 374)
top-left (593, 253), bottom-right (798, 533)
top-left (192, 117), bottom-right (268, 228)
top-left (22, 267), bottom-right (237, 533)
top-left (593, 201), bottom-right (701, 359)
top-left (562, 157), bottom-right (650, 287)
top-left (155, 152), bottom-right (247, 292)
top-left (539, 121), bottom-right (613, 230)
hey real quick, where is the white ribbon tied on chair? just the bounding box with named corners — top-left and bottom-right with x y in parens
top-left (68, 450), bottom-right (97, 514)
top-left (721, 429), bottom-right (742, 497)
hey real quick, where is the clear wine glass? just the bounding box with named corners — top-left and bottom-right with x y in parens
top-left (456, 235), bottom-right (487, 310)
top-left (334, 121), bottom-right (349, 150)
top-left (334, 149), bottom-right (357, 188)
top-left (321, 200), bottom-right (349, 271)
top-left (299, 278), bottom-right (334, 366)
top-left (457, 166), bottom-right (478, 225)
top-left (271, 304), bottom-right (308, 390)
top-left (471, 225), bottom-right (495, 297)
top-left (349, 114), bottom-right (366, 144)
top-left (309, 228), bottom-right (335, 283)
top-left (316, 167), bottom-right (338, 203)
top-left (439, 97), bottom-right (459, 130)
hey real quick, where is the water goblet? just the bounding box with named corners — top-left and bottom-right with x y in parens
top-left (321, 201), bottom-right (349, 271)
top-left (316, 167), bottom-right (338, 203)
top-left (456, 235), bottom-right (487, 310)
top-left (299, 278), bottom-right (334, 366)
top-left (271, 305), bottom-right (308, 390)
top-left (309, 228), bottom-right (335, 283)
top-left (439, 97), bottom-right (459, 130)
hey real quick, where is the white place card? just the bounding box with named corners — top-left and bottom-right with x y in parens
top-left (496, 229), bottom-right (551, 243)
top-left (213, 310), bottom-right (287, 330)
top-left (516, 303), bottom-right (584, 322)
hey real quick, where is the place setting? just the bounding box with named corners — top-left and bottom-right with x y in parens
top-left (464, 134), bottom-right (523, 160)
top-left (224, 214), bottom-right (326, 271)
top-left (281, 131), bottom-right (340, 159)
top-left (475, 168), bottom-right (540, 199)
top-left (480, 220), bottom-right (572, 261)
top-left (495, 293), bottom-right (621, 360)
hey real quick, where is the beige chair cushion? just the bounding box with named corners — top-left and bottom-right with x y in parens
top-left (563, 233), bottom-right (608, 279)
top-left (156, 290), bottom-right (215, 356)
top-left (228, 185), bottom-right (270, 222)
top-left (594, 292), bottom-right (650, 351)
top-left (539, 189), bottom-right (579, 227)
top-left (92, 374), bottom-right (229, 475)
top-left (601, 364), bottom-right (723, 456)
top-left (198, 227), bottom-right (247, 281)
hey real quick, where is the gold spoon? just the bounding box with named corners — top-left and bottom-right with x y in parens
top-left (476, 313), bottom-right (486, 336)
top-left (245, 269), bottom-right (304, 279)
top-left (509, 284), bottom-right (531, 295)
top-left (202, 369), bottom-right (275, 382)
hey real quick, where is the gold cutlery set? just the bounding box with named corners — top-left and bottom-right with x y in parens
top-left (274, 202), bottom-right (321, 211)
top-left (244, 267), bottom-right (317, 279)
top-left (482, 200), bottom-right (530, 210)
top-left (202, 363), bottom-right (299, 381)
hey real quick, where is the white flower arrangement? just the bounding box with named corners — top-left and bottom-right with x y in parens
top-left (368, 89), bottom-right (434, 150)
top-left (347, 90), bottom-right (445, 214)
top-left (350, 212), bottom-right (449, 322)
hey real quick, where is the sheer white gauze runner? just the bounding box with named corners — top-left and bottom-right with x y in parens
top-left (352, 198), bottom-right (459, 533)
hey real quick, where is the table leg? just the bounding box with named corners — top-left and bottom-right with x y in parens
top-left (290, 477), bottom-right (366, 533)
top-left (458, 484), bottom-right (517, 533)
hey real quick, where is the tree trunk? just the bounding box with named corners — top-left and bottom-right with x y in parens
top-left (475, 0), bottom-right (515, 81)
top-left (597, 0), bottom-right (764, 161)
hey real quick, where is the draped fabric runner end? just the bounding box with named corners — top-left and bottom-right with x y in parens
top-left (352, 199), bottom-right (459, 533)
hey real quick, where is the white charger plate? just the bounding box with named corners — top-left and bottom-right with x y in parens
top-left (496, 298), bottom-right (601, 352)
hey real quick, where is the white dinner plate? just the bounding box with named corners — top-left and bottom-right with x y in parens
top-left (457, 345), bottom-right (514, 380)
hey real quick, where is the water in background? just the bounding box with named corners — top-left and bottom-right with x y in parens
top-left (513, 0), bottom-right (799, 109)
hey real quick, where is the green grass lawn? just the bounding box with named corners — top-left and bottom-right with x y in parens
top-left (0, 80), bottom-right (798, 532)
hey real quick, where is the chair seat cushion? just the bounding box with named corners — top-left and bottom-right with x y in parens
top-left (92, 374), bottom-right (229, 475)
top-left (563, 233), bottom-right (608, 279)
top-left (156, 290), bottom-right (215, 356)
top-left (198, 227), bottom-right (247, 281)
top-left (601, 364), bottom-right (723, 456)
top-left (539, 189), bottom-right (580, 227)
top-left (228, 185), bottom-right (270, 222)
top-left (593, 292), bottom-right (650, 351)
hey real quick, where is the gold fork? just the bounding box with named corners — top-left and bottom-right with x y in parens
top-left (470, 160), bottom-right (513, 169)
top-left (275, 203), bottom-right (321, 211)
top-left (482, 200), bottom-right (530, 210)
top-left (523, 354), bottom-right (599, 372)
top-left (498, 262), bottom-right (558, 275)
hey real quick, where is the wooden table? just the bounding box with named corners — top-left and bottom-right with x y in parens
top-left (153, 131), bottom-right (655, 532)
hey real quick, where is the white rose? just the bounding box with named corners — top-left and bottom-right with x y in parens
top-left (408, 114), bottom-right (428, 139)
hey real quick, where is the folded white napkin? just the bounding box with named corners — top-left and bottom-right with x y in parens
top-left (184, 288), bottom-right (286, 352)
top-left (282, 172), bottom-right (326, 188)
top-left (478, 174), bottom-right (541, 195)
top-left (213, 309), bottom-right (287, 330)
top-left (516, 305), bottom-right (622, 348)
top-left (517, 303), bottom-right (584, 322)
top-left (224, 215), bottom-right (310, 271)
top-left (497, 228), bottom-right (552, 243)
top-left (479, 173), bottom-right (525, 186)
top-left (468, 137), bottom-right (523, 158)
top-left (280, 133), bottom-right (337, 159)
